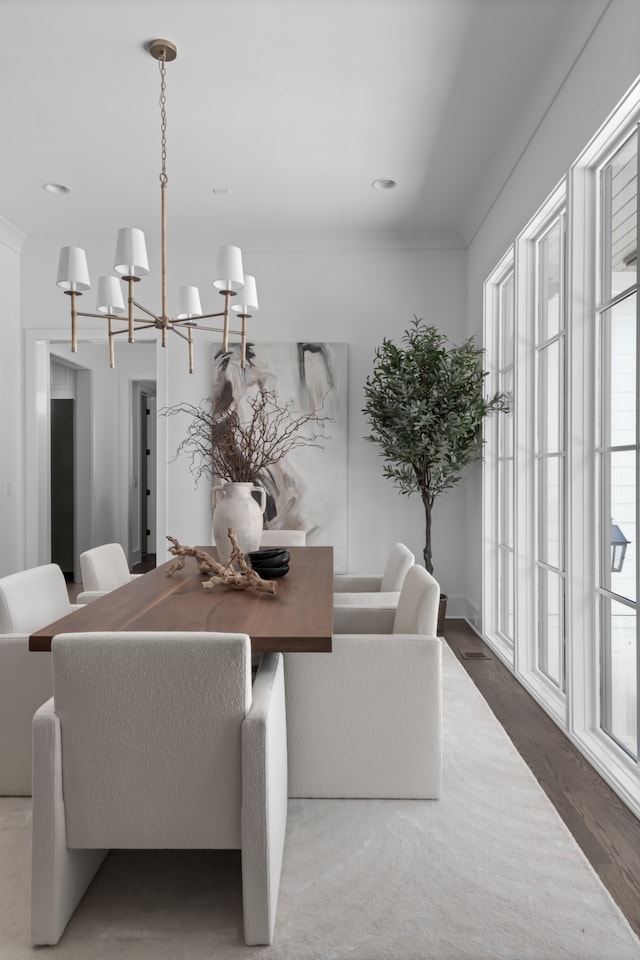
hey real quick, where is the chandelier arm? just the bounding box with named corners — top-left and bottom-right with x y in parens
top-left (240, 316), bottom-right (247, 364)
top-left (178, 309), bottom-right (226, 321)
top-left (127, 278), bottom-right (135, 343)
top-left (172, 319), bottom-right (248, 369)
top-left (222, 290), bottom-right (231, 352)
top-left (168, 323), bottom-right (195, 374)
top-left (109, 322), bottom-right (157, 335)
top-left (176, 321), bottom-right (247, 369)
top-left (73, 310), bottom-right (123, 320)
top-left (70, 291), bottom-right (78, 353)
top-left (65, 317), bottom-right (156, 333)
top-left (168, 324), bottom-right (192, 344)
top-left (132, 300), bottom-right (162, 322)
top-left (177, 322), bottom-right (244, 336)
top-left (68, 308), bottom-right (157, 362)
top-left (71, 310), bottom-right (158, 332)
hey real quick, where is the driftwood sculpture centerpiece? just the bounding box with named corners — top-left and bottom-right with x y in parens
top-left (166, 530), bottom-right (277, 595)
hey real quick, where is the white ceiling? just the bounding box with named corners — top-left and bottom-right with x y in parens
top-left (1, 0), bottom-right (610, 256)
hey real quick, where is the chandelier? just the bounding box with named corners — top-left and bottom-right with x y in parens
top-left (55, 39), bottom-right (258, 374)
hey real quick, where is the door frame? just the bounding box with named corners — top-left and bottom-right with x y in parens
top-left (24, 328), bottom-right (168, 572)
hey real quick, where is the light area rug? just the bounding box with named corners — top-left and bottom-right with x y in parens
top-left (1, 643), bottom-right (639, 960)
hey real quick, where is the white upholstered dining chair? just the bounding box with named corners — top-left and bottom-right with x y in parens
top-left (77, 542), bottom-right (143, 602)
top-left (332, 561), bottom-right (440, 636)
top-left (332, 541), bottom-right (414, 611)
top-left (285, 564), bottom-right (442, 799)
top-left (31, 631), bottom-right (288, 947)
top-left (0, 563), bottom-right (82, 795)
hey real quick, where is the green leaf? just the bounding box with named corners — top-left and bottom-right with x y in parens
top-left (363, 316), bottom-right (509, 572)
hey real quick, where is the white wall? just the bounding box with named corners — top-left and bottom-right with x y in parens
top-left (0, 222), bottom-right (24, 576)
top-left (19, 242), bottom-right (469, 597)
top-left (465, 0), bottom-right (640, 623)
top-left (162, 246), bottom-right (469, 590)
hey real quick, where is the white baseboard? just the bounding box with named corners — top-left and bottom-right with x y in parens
top-left (443, 595), bottom-right (480, 630)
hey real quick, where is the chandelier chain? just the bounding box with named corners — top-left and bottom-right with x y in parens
top-left (159, 53), bottom-right (168, 186)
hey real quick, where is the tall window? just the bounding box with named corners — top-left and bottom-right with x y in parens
top-left (535, 213), bottom-right (566, 690)
top-left (498, 273), bottom-right (516, 646)
top-left (484, 255), bottom-right (515, 656)
top-left (487, 183), bottom-right (567, 707)
top-left (483, 75), bottom-right (640, 821)
top-left (598, 130), bottom-right (638, 758)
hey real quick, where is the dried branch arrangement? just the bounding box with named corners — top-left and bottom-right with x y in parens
top-left (162, 385), bottom-right (331, 484)
top-left (165, 531), bottom-right (277, 595)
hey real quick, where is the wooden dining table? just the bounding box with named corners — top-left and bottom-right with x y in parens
top-left (29, 546), bottom-right (333, 654)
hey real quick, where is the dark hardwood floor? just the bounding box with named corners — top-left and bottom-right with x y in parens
top-left (443, 618), bottom-right (640, 938)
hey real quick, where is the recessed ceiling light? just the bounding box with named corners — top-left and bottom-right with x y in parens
top-left (372, 178), bottom-right (397, 191)
top-left (43, 183), bottom-right (71, 195)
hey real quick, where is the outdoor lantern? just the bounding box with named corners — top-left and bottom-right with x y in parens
top-left (611, 522), bottom-right (630, 573)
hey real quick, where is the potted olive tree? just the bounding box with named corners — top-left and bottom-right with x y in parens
top-left (363, 317), bottom-right (509, 627)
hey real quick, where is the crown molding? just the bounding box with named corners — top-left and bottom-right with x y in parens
top-left (0, 215), bottom-right (25, 253)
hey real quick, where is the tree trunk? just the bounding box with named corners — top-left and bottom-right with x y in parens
top-left (421, 489), bottom-right (434, 574)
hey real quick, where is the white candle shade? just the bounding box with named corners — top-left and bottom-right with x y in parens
top-left (231, 275), bottom-right (259, 315)
top-left (114, 227), bottom-right (149, 278)
top-left (213, 244), bottom-right (244, 292)
top-left (56, 246), bottom-right (91, 292)
top-left (96, 276), bottom-right (126, 315)
top-left (177, 285), bottom-right (203, 319)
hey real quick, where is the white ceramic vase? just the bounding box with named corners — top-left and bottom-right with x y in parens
top-left (212, 481), bottom-right (266, 566)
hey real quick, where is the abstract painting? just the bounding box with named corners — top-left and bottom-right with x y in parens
top-left (211, 342), bottom-right (348, 570)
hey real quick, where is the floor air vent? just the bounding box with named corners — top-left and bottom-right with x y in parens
top-left (460, 650), bottom-right (491, 660)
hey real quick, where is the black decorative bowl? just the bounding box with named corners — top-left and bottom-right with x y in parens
top-left (252, 563), bottom-right (290, 580)
top-left (248, 549), bottom-right (290, 569)
top-left (248, 548), bottom-right (290, 563)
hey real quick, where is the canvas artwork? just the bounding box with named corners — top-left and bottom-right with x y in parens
top-left (211, 342), bottom-right (348, 570)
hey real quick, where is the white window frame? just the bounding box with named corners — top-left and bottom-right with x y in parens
top-left (568, 82), bottom-right (640, 814)
top-left (514, 182), bottom-right (568, 729)
top-left (594, 129), bottom-right (638, 761)
top-left (483, 249), bottom-right (516, 667)
top-left (482, 76), bottom-right (640, 820)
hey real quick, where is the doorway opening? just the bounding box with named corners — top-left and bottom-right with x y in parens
top-left (49, 356), bottom-right (90, 583)
top-left (50, 397), bottom-right (74, 580)
top-left (136, 382), bottom-right (157, 567)
top-left (47, 351), bottom-right (157, 580)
